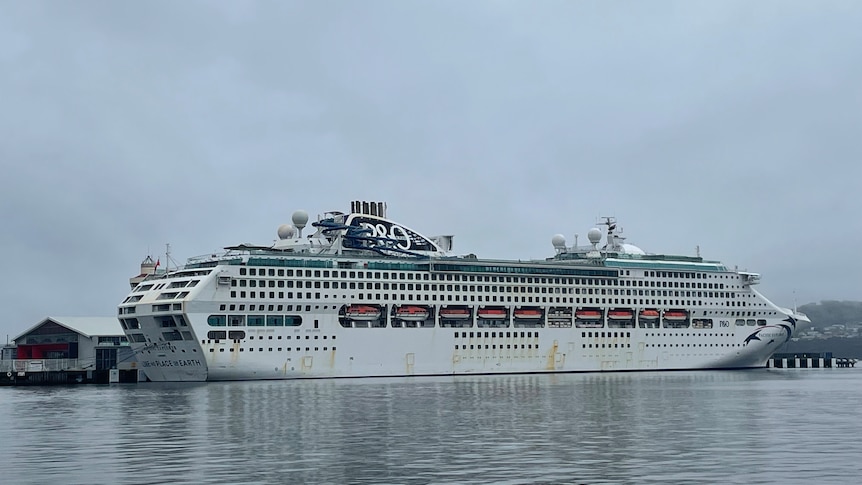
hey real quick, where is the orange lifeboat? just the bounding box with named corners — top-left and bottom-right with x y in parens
top-left (639, 309), bottom-right (660, 320)
top-left (440, 307), bottom-right (471, 320)
top-left (575, 309), bottom-right (603, 320)
top-left (514, 307), bottom-right (543, 320)
top-left (477, 307), bottom-right (507, 319)
top-left (607, 309), bottom-right (634, 320)
top-left (345, 305), bottom-right (382, 320)
top-left (395, 305), bottom-right (430, 321)
top-left (663, 310), bottom-right (689, 321)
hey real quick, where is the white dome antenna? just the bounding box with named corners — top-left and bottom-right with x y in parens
top-left (277, 224), bottom-right (297, 240)
top-left (587, 228), bottom-right (602, 249)
top-left (292, 210), bottom-right (309, 237)
top-left (551, 234), bottom-right (567, 254)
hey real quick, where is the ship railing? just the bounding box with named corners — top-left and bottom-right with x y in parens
top-left (187, 250), bottom-right (248, 263)
top-left (0, 358), bottom-right (90, 373)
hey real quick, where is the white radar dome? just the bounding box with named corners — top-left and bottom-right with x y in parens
top-left (587, 228), bottom-right (602, 245)
top-left (277, 224), bottom-right (297, 240)
top-left (620, 243), bottom-right (645, 255)
top-left (291, 210), bottom-right (309, 228)
top-left (551, 234), bottom-right (567, 249)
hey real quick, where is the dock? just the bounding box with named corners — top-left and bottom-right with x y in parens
top-left (768, 352), bottom-right (857, 369)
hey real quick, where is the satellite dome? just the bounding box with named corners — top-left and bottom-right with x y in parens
top-left (587, 228), bottom-right (602, 245)
top-left (291, 210), bottom-right (309, 228)
top-left (551, 234), bottom-right (567, 250)
top-left (620, 243), bottom-right (645, 255)
top-left (277, 224), bottom-right (297, 240)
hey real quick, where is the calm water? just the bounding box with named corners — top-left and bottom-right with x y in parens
top-left (1, 369), bottom-right (861, 484)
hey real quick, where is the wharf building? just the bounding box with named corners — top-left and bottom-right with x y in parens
top-left (0, 317), bottom-right (143, 385)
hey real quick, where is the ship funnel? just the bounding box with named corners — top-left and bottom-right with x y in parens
top-left (351, 200), bottom-right (387, 218)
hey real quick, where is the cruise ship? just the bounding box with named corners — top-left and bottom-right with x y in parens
top-left (118, 201), bottom-right (810, 381)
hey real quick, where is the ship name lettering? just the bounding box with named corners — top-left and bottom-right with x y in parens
top-left (360, 222), bottom-right (412, 250)
top-left (141, 359), bottom-right (202, 368)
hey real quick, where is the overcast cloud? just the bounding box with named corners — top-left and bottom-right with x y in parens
top-left (1, 0), bottom-right (860, 338)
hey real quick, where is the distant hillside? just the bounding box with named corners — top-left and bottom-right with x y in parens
top-left (797, 301), bottom-right (862, 330)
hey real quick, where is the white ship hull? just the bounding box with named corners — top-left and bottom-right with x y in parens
top-left (131, 320), bottom-right (798, 382)
top-left (119, 204), bottom-right (810, 382)
top-left (123, 273), bottom-right (809, 382)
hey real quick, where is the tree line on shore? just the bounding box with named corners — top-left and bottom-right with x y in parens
top-left (797, 300), bottom-right (862, 329)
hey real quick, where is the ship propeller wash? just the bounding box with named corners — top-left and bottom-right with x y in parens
top-left (118, 201), bottom-right (809, 381)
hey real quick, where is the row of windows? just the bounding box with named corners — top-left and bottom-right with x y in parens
top-left (640, 343), bottom-right (743, 348)
top-left (455, 344), bottom-right (539, 350)
top-left (208, 346), bottom-right (335, 353)
top-left (449, 331), bottom-right (538, 338)
top-left (205, 331), bottom-right (334, 341)
top-left (133, 279), bottom-right (199, 293)
top-left (229, 278), bottom-right (731, 295)
top-left (228, 290), bottom-right (746, 311)
top-left (207, 315), bottom-right (303, 327)
top-left (232, 268), bottom-right (734, 288)
top-left (737, 319), bottom-right (767, 326)
top-left (219, 303), bottom-right (314, 312)
top-left (643, 333), bottom-right (734, 338)
top-left (168, 280), bottom-right (200, 289)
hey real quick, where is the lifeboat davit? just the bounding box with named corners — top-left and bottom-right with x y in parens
top-left (514, 307), bottom-right (543, 320)
top-left (395, 305), bottom-right (430, 321)
top-left (663, 310), bottom-right (689, 321)
top-left (575, 309), bottom-right (603, 320)
top-left (607, 309), bottom-right (634, 320)
top-left (440, 307), bottom-right (471, 320)
top-left (477, 307), bottom-right (507, 319)
top-left (345, 305), bottom-right (382, 320)
top-left (639, 309), bottom-right (660, 320)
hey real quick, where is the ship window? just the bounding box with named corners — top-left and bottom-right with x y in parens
top-left (248, 315), bottom-right (265, 326)
top-left (229, 315), bottom-right (246, 326)
top-left (208, 331), bottom-right (227, 340)
top-left (162, 330), bottom-right (183, 341)
top-left (228, 330), bottom-right (245, 340)
top-left (285, 316), bottom-right (303, 326)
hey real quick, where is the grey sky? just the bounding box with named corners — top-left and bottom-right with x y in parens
top-left (1, 1), bottom-right (860, 337)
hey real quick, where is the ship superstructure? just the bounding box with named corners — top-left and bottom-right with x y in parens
top-left (118, 201), bottom-right (809, 381)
